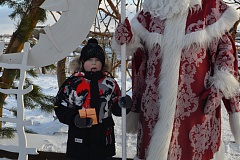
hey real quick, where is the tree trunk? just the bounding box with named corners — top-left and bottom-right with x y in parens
top-left (57, 58), bottom-right (67, 88)
top-left (0, 0), bottom-right (45, 128)
top-left (111, 52), bottom-right (116, 77)
top-left (42, 67), bottom-right (46, 74)
top-left (230, 20), bottom-right (240, 41)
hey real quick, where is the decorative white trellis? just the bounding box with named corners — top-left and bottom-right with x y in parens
top-left (0, 1), bottom-right (99, 159)
top-left (0, 42), bottom-right (38, 160)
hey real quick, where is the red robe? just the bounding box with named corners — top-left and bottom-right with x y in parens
top-left (112, 0), bottom-right (240, 159)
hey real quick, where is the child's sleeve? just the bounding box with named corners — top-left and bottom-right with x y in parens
top-left (54, 78), bottom-right (78, 126)
top-left (110, 80), bottom-right (122, 116)
top-left (110, 79), bottom-right (132, 116)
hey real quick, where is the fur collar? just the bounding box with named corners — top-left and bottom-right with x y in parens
top-left (131, 2), bottom-right (239, 53)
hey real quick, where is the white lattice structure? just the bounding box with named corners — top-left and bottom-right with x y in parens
top-left (0, 42), bottom-right (37, 160)
top-left (0, 0), bottom-right (98, 68)
top-left (0, 0), bottom-right (99, 159)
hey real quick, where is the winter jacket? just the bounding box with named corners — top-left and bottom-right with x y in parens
top-left (54, 71), bottom-right (125, 159)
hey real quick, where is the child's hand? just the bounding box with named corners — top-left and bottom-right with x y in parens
top-left (73, 114), bottom-right (93, 128)
top-left (118, 95), bottom-right (132, 109)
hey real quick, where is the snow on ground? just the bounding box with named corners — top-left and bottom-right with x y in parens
top-left (0, 73), bottom-right (240, 159)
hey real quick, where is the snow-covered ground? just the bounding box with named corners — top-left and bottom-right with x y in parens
top-left (0, 73), bottom-right (240, 160)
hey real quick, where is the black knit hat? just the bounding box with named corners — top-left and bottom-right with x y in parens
top-left (80, 38), bottom-right (105, 68)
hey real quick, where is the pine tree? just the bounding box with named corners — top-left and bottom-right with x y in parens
top-left (0, 0), bottom-right (55, 136)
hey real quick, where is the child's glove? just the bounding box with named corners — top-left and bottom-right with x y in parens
top-left (73, 114), bottom-right (93, 128)
top-left (199, 86), bottom-right (223, 114)
top-left (118, 95), bottom-right (132, 109)
top-left (115, 18), bottom-right (133, 45)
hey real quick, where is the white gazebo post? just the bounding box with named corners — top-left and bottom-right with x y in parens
top-left (0, 42), bottom-right (38, 160)
top-left (121, 0), bottom-right (127, 159)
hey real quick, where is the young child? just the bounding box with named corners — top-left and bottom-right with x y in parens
top-left (54, 38), bottom-right (131, 160)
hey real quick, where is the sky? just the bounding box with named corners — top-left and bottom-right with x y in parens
top-left (0, 6), bottom-right (59, 35)
top-left (0, 7), bottom-right (15, 35)
top-left (0, 1), bottom-right (240, 35)
top-left (0, 2), bottom-right (135, 36)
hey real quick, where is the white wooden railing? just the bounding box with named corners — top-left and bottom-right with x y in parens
top-left (0, 42), bottom-right (38, 160)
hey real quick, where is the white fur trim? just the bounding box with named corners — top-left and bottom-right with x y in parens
top-left (123, 2), bottom-right (239, 160)
top-left (143, 0), bottom-right (199, 19)
top-left (110, 36), bottom-right (120, 54)
top-left (111, 35), bottom-right (143, 57)
top-left (190, 0), bottom-right (202, 8)
top-left (111, 17), bottom-right (144, 57)
top-left (113, 16), bottom-right (165, 57)
top-left (134, 155), bottom-right (143, 160)
top-left (131, 15), bottom-right (165, 55)
top-left (130, 4), bottom-right (239, 56)
top-left (131, 17), bottom-right (148, 41)
top-left (229, 112), bottom-right (240, 145)
top-left (146, 11), bottom-right (189, 160)
top-left (209, 69), bottom-right (239, 99)
top-left (126, 111), bottom-right (140, 134)
top-left (184, 5), bottom-right (239, 50)
top-left (211, 141), bottom-right (225, 160)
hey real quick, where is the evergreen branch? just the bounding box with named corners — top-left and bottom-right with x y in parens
top-left (25, 129), bottom-right (37, 134)
top-left (44, 64), bottom-right (57, 71)
top-left (0, 82), bottom-right (15, 89)
top-left (23, 83), bottom-right (54, 113)
top-left (2, 107), bottom-right (17, 116)
top-left (0, 127), bottom-right (15, 138)
top-left (4, 71), bottom-right (54, 114)
top-left (27, 69), bottom-right (38, 78)
top-left (0, 0), bottom-right (19, 7)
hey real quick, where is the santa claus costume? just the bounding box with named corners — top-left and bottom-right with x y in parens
top-left (112, 0), bottom-right (240, 160)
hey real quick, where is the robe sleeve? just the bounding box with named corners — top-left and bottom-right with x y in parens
top-left (124, 47), bottom-right (147, 134)
top-left (210, 32), bottom-right (240, 144)
top-left (110, 79), bottom-right (124, 116)
top-left (211, 32), bottom-right (240, 113)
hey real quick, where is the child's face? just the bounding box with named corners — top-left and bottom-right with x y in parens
top-left (83, 57), bottom-right (102, 72)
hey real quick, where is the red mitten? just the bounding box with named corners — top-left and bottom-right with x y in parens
top-left (115, 18), bottom-right (133, 45)
top-left (200, 86), bottom-right (223, 114)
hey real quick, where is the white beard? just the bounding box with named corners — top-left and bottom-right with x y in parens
top-left (143, 0), bottom-right (201, 19)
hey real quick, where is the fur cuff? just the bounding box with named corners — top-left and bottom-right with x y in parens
top-left (111, 16), bottom-right (145, 56)
top-left (134, 155), bottom-right (143, 160)
top-left (211, 141), bottom-right (225, 160)
top-left (111, 35), bottom-right (143, 57)
top-left (229, 112), bottom-right (240, 145)
top-left (126, 111), bottom-right (140, 134)
top-left (209, 69), bottom-right (239, 99)
top-left (189, 0), bottom-right (202, 11)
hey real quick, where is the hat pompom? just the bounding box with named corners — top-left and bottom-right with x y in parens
top-left (87, 38), bottom-right (98, 45)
